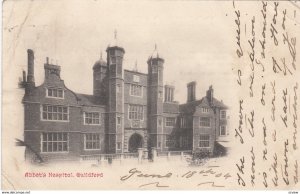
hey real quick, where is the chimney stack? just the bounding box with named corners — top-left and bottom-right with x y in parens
top-left (187, 81), bottom-right (196, 102)
top-left (206, 85), bottom-right (214, 105)
top-left (164, 85), bottom-right (174, 102)
top-left (44, 56), bottom-right (61, 79)
top-left (22, 70), bottom-right (26, 82)
top-left (27, 49), bottom-right (35, 83)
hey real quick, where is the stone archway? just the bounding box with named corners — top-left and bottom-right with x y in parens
top-left (128, 133), bottom-right (143, 153)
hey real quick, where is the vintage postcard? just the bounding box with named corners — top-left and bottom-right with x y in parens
top-left (1, 0), bottom-right (300, 190)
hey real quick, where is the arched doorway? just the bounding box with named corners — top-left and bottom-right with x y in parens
top-left (128, 133), bottom-right (143, 153)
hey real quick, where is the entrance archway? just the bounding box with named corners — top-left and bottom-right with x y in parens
top-left (128, 133), bottom-right (143, 153)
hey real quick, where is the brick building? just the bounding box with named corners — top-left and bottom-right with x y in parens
top-left (20, 40), bottom-right (228, 161)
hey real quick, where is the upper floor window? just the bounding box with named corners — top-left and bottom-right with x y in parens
top-left (165, 117), bottom-right (176, 127)
top-left (129, 105), bottom-right (143, 120)
top-left (202, 107), bottom-right (210, 113)
top-left (41, 132), bottom-right (68, 152)
top-left (220, 125), bottom-right (227, 136)
top-left (84, 112), bottom-right (100, 125)
top-left (180, 117), bottom-right (187, 128)
top-left (220, 110), bottom-right (227, 119)
top-left (130, 84), bottom-right (142, 97)
top-left (199, 135), bottom-right (210, 148)
top-left (47, 88), bottom-right (64, 98)
top-left (133, 75), bottom-right (140, 83)
top-left (200, 117), bottom-right (211, 127)
top-left (84, 133), bottom-right (101, 150)
top-left (42, 105), bottom-right (69, 121)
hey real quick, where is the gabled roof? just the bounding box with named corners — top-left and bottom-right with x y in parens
top-left (179, 96), bottom-right (228, 114)
top-left (212, 97), bottom-right (228, 109)
top-left (75, 93), bottom-right (106, 106)
top-left (179, 99), bottom-right (204, 114)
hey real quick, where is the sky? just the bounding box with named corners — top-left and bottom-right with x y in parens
top-left (3, 0), bottom-right (241, 105)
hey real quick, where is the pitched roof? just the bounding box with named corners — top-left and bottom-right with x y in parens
top-left (179, 99), bottom-right (204, 114)
top-left (212, 97), bottom-right (228, 108)
top-left (75, 93), bottom-right (106, 106)
top-left (179, 96), bottom-right (228, 114)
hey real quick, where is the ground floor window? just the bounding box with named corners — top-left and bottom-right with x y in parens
top-left (84, 133), bottom-right (101, 150)
top-left (199, 135), bottom-right (210, 148)
top-left (165, 135), bottom-right (175, 148)
top-left (41, 132), bottom-right (68, 152)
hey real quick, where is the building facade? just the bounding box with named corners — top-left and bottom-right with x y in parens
top-left (19, 42), bottom-right (228, 161)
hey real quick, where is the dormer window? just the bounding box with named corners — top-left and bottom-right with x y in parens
top-left (47, 88), bottom-right (64, 99)
top-left (202, 107), bottom-right (210, 113)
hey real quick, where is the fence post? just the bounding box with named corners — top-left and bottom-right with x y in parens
top-left (138, 148), bottom-right (143, 163)
top-left (181, 151), bottom-right (184, 160)
top-left (151, 147), bottom-right (157, 162)
top-left (167, 152), bottom-right (171, 160)
top-left (143, 149), bottom-right (148, 160)
top-left (100, 155), bottom-right (105, 166)
top-left (120, 154), bottom-right (124, 164)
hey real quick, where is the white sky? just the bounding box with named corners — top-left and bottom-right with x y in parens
top-left (3, 0), bottom-right (245, 105)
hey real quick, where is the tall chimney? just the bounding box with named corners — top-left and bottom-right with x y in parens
top-left (187, 82), bottom-right (196, 102)
top-left (206, 85), bottom-right (214, 105)
top-left (164, 85), bottom-right (174, 102)
top-left (27, 49), bottom-right (35, 83)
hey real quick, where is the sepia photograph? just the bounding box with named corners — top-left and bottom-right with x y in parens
top-left (1, 0), bottom-right (300, 191)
